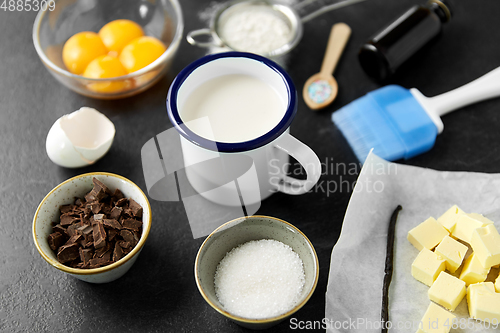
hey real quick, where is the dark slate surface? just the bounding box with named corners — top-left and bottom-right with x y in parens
top-left (1, 0), bottom-right (500, 332)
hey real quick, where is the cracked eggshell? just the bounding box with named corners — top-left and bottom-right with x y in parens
top-left (46, 107), bottom-right (115, 168)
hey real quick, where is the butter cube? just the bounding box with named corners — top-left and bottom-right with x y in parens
top-left (459, 253), bottom-right (490, 286)
top-left (495, 273), bottom-right (500, 293)
top-left (428, 271), bottom-right (466, 311)
top-left (452, 213), bottom-right (493, 244)
top-left (408, 217), bottom-right (449, 251)
top-left (412, 248), bottom-right (446, 286)
top-left (470, 224), bottom-right (500, 268)
top-left (434, 235), bottom-right (468, 273)
top-left (437, 205), bottom-right (465, 233)
top-left (467, 282), bottom-right (500, 323)
top-left (416, 302), bottom-right (456, 333)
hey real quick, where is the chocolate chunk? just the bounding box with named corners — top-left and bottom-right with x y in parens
top-left (89, 187), bottom-right (106, 201)
top-left (93, 214), bottom-right (105, 222)
top-left (113, 242), bottom-right (124, 262)
top-left (92, 221), bottom-right (107, 249)
top-left (52, 224), bottom-right (66, 235)
top-left (93, 178), bottom-right (111, 195)
top-left (122, 218), bottom-right (142, 232)
top-left (66, 224), bottom-right (80, 237)
top-left (101, 204), bottom-right (112, 215)
top-left (57, 243), bottom-right (80, 263)
top-left (108, 229), bottom-right (119, 242)
top-left (89, 202), bottom-right (101, 214)
top-left (84, 192), bottom-right (97, 203)
top-left (112, 188), bottom-right (124, 200)
top-left (65, 234), bottom-right (82, 245)
top-left (103, 219), bottom-right (122, 230)
top-left (77, 225), bottom-right (93, 246)
top-left (83, 241), bottom-right (94, 249)
top-left (79, 248), bottom-right (93, 266)
top-left (115, 198), bottom-right (127, 207)
top-left (60, 204), bottom-right (74, 214)
top-left (128, 199), bottom-right (143, 218)
top-left (109, 207), bottom-right (122, 220)
top-left (88, 257), bottom-right (111, 268)
top-left (123, 208), bottom-right (134, 217)
top-left (101, 249), bottom-right (112, 262)
top-left (77, 224), bottom-right (93, 235)
top-left (120, 230), bottom-right (135, 243)
top-left (48, 232), bottom-right (65, 251)
top-left (60, 213), bottom-right (79, 226)
top-left (118, 240), bottom-right (131, 249)
top-left (95, 242), bottom-right (111, 258)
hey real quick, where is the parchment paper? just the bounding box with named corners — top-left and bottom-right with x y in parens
top-left (325, 152), bottom-right (500, 333)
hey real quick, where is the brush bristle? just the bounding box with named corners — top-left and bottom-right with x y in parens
top-left (332, 95), bottom-right (406, 162)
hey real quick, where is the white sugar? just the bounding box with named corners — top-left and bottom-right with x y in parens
top-left (214, 239), bottom-right (305, 319)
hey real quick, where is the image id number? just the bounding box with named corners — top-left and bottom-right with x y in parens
top-left (1, 0), bottom-right (55, 11)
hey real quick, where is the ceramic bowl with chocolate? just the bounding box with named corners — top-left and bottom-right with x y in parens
top-left (33, 173), bottom-right (151, 283)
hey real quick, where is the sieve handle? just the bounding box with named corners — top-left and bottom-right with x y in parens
top-left (296, 0), bottom-right (368, 23)
top-left (186, 28), bottom-right (224, 48)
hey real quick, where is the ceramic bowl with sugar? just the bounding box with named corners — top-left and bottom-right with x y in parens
top-left (195, 215), bottom-right (319, 330)
top-left (32, 172), bottom-right (152, 283)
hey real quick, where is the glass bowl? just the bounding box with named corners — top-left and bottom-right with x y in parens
top-left (33, 0), bottom-right (183, 99)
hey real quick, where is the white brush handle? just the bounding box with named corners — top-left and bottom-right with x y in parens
top-left (411, 66), bottom-right (500, 133)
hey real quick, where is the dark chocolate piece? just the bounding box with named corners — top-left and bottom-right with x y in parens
top-left (128, 199), bottom-right (143, 218)
top-left (60, 214), bottom-right (79, 226)
top-left (93, 213), bottom-right (105, 222)
top-left (109, 207), bottom-right (122, 220)
top-left (107, 229), bottom-right (118, 241)
top-left (89, 202), bottom-right (101, 214)
top-left (118, 241), bottom-right (131, 249)
top-left (65, 234), bottom-right (82, 245)
top-left (92, 221), bottom-right (107, 249)
top-left (113, 242), bottom-right (124, 262)
top-left (112, 188), bottom-right (124, 200)
top-left (381, 205), bottom-right (402, 333)
top-left (95, 242), bottom-right (111, 258)
top-left (52, 224), bottom-right (66, 235)
top-left (66, 224), bottom-right (80, 237)
top-left (122, 218), bottom-right (142, 231)
top-left (60, 204), bottom-right (74, 214)
top-left (88, 257), bottom-right (111, 268)
top-left (48, 232), bottom-right (65, 251)
top-left (103, 219), bottom-right (122, 230)
top-left (101, 248), bottom-right (112, 262)
top-left (57, 243), bottom-right (80, 263)
top-left (120, 230), bottom-right (135, 244)
top-left (79, 248), bottom-right (93, 266)
top-left (93, 178), bottom-right (111, 195)
top-left (115, 198), bottom-right (127, 207)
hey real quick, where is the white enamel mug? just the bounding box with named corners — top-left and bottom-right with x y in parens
top-left (167, 52), bottom-right (321, 206)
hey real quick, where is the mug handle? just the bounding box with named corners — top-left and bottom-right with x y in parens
top-left (273, 133), bottom-right (322, 195)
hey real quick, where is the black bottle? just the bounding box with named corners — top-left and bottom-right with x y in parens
top-left (358, 0), bottom-right (452, 81)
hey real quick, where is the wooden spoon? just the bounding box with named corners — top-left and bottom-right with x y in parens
top-left (303, 23), bottom-right (351, 110)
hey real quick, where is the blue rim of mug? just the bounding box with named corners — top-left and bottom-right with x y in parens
top-left (166, 52), bottom-right (297, 153)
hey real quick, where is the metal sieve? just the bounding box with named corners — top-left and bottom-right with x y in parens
top-left (187, 0), bottom-right (367, 58)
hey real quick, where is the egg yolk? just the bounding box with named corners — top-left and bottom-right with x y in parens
top-left (62, 32), bottom-right (108, 75)
top-left (83, 55), bottom-right (130, 93)
top-left (98, 19), bottom-right (144, 56)
top-left (119, 36), bottom-right (167, 73)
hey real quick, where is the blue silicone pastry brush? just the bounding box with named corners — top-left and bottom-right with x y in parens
top-left (332, 66), bottom-right (500, 162)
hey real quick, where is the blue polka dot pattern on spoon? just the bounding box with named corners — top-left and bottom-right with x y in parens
top-left (307, 80), bottom-right (332, 104)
